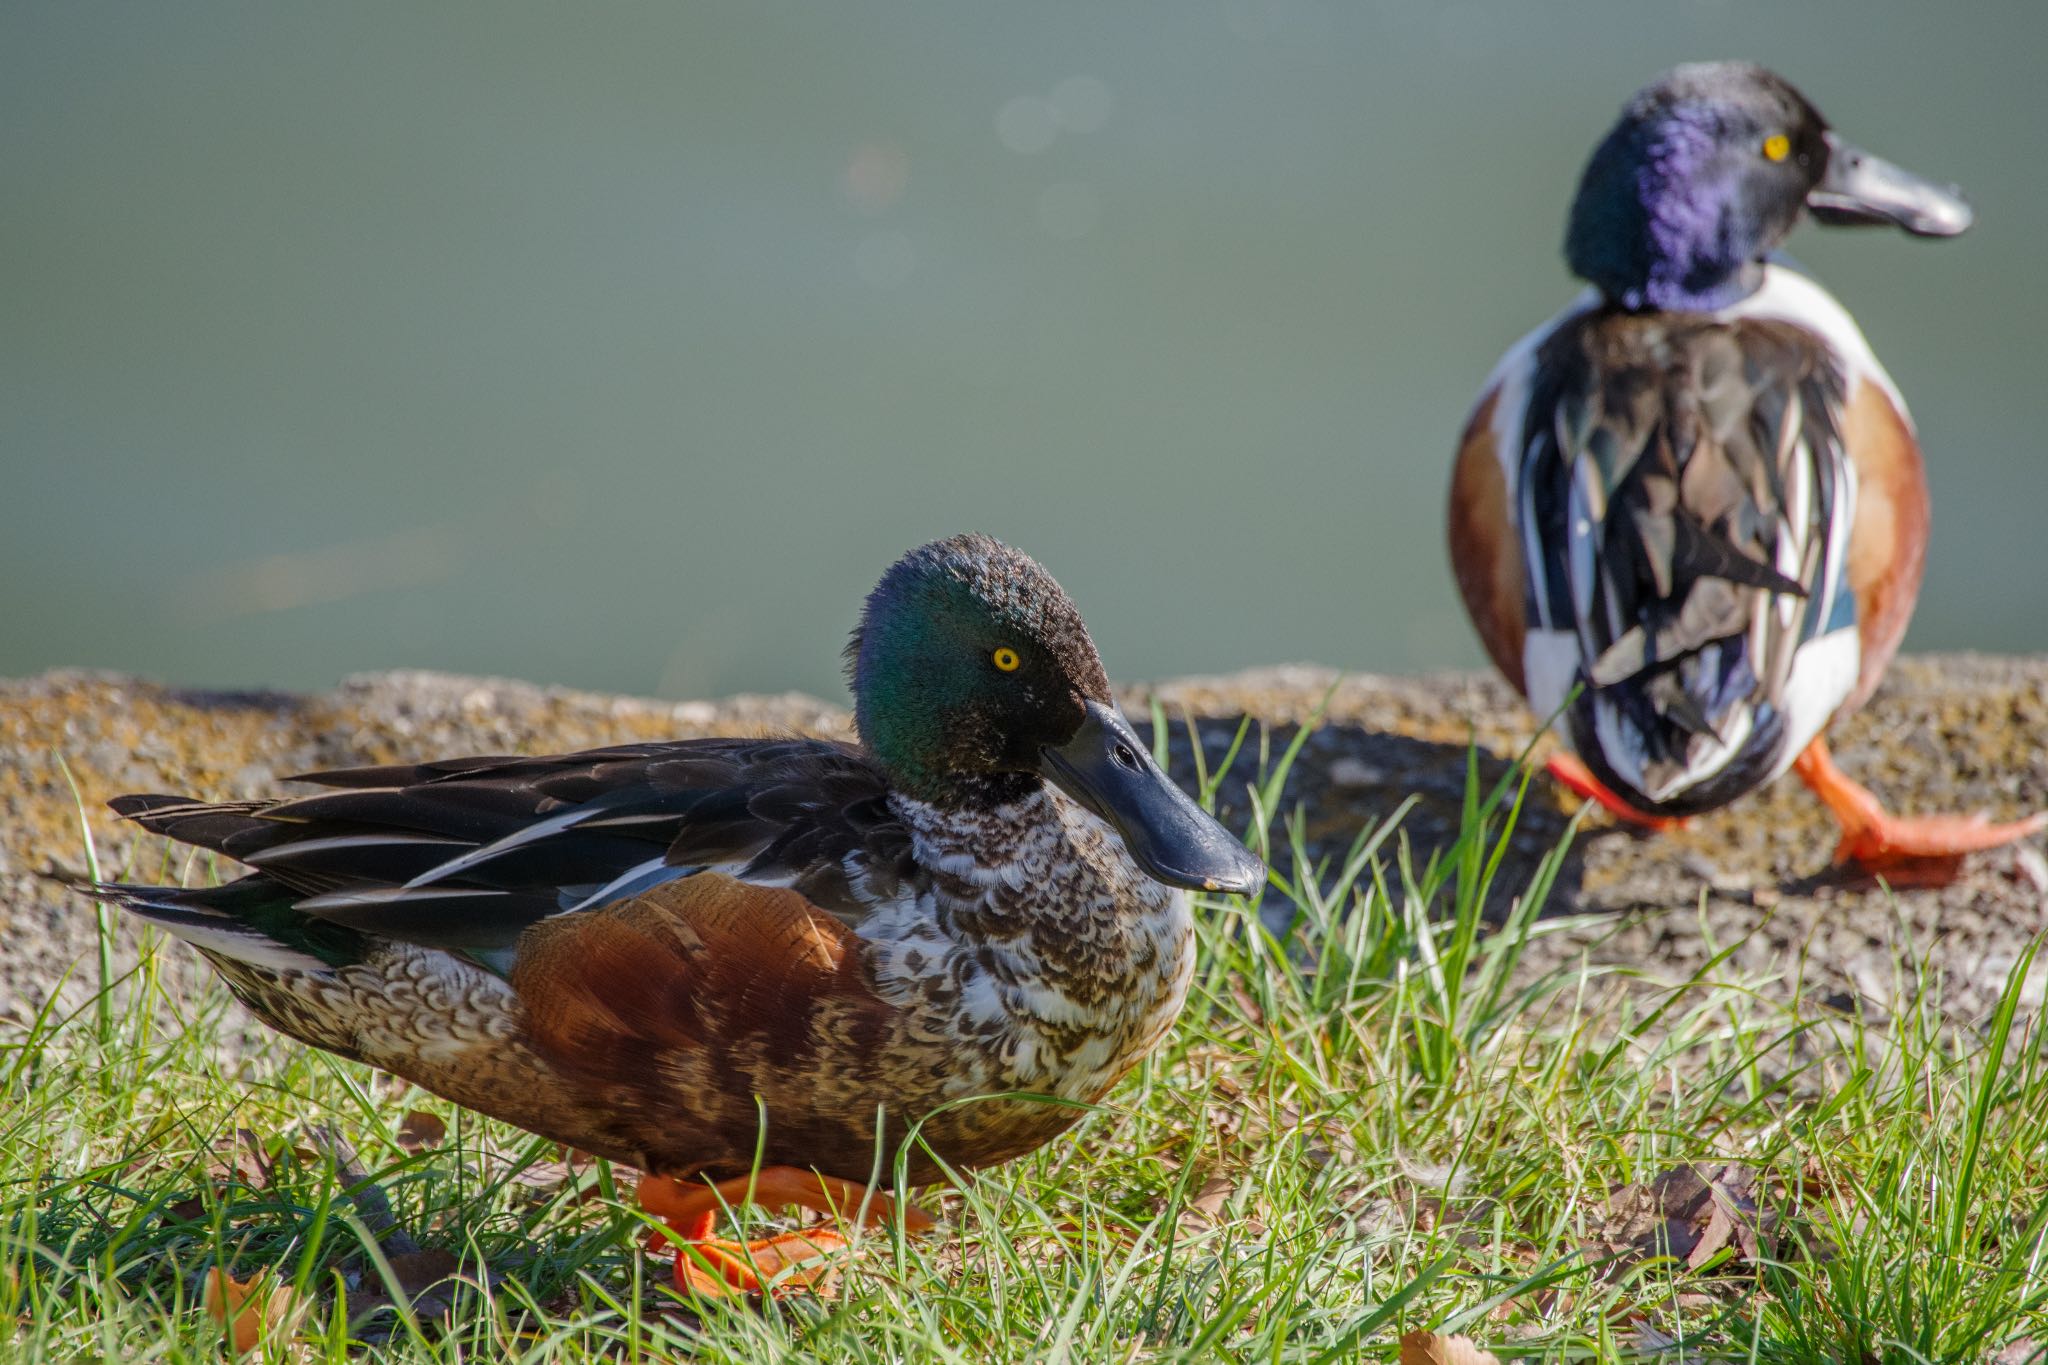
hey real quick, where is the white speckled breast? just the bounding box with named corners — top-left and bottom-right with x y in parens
top-left (863, 786), bottom-right (1196, 1104)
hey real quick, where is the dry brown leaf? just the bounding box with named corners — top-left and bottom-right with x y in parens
top-left (1188, 1174), bottom-right (1236, 1219)
top-left (1630, 1321), bottom-right (1683, 1353)
top-left (164, 1193), bottom-right (209, 1223)
top-left (1590, 1163), bottom-right (1773, 1275)
top-left (385, 1248), bottom-right (459, 1297)
top-left (202, 1267), bottom-right (298, 1353)
top-left (1685, 1189), bottom-right (1737, 1270)
top-left (510, 1160), bottom-right (576, 1191)
top-left (166, 1129), bottom-right (295, 1224)
top-left (181, 1127), bottom-right (273, 1197)
top-left (510, 1147), bottom-right (606, 1200)
top-left (346, 1250), bottom-right (470, 1337)
top-left (1797, 1156), bottom-right (1844, 1199)
top-left (396, 1109), bottom-right (447, 1154)
top-left (1398, 1330), bottom-right (1502, 1365)
top-left (1176, 1172), bottom-right (1238, 1239)
top-left (231, 1128), bottom-right (278, 1188)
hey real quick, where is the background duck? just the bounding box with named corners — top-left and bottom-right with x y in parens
top-left (1448, 61), bottom-right (2044, 884)
top-left (90, 533), bottom-right (1264, 1294)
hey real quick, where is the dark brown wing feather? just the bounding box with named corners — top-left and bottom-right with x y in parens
top-left (111, 738), bottom-right (918, 953)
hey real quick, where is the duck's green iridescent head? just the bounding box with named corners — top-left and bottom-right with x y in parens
top-left (1565, 62), bottom-right (1973, 312)
top-left (847, 534), bottom-right (1263, 895)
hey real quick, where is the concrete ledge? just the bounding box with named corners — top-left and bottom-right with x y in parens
top-left (4, 655), bottom-right (2043, 1028)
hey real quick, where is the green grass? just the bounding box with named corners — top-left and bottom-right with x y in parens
top-left (5, 723), bottom-right (2047, 1362)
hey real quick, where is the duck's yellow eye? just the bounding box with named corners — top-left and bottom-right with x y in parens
top-left (992, 647), bottom-right (1021, 673)
top-left (1762, 133), bottom-right (1791, 163)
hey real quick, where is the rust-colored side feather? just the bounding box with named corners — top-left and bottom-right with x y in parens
top-left (1448, 386), bottom-right (1528, 694)
top-left (516, 874), bottom-right (870, 1083)
top-left (509, 874), bottom-right (899, 1177)
top-left (1840, 379), bottom-right (1929, 717)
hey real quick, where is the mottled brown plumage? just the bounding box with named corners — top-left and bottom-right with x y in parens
top-left (92, 535), bottom-right (1263, 1292)
top-left (188, 815), bottom-right (1179, 1191)
top-left (102, 718), bottom-right (1200, 1190)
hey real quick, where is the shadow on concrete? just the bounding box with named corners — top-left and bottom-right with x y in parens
top-left (1136, 712), bottom-right (1591, 925)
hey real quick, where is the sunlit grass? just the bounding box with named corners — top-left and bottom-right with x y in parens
top-left (4, 718), bottom-right (2045, 1361)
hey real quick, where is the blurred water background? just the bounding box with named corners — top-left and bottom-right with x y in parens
top-left (4, 2), bottom-right (2043, 702)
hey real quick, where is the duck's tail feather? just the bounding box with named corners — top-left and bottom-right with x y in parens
top-left (89, 875), bottom-right (353, 975)
top-left (107, 794), bottom-right (280, 847)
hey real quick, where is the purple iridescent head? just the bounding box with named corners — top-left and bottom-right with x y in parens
top-left (1564, 62), bottom-right (1973, 313)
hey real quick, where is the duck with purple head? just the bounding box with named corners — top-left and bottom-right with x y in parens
top-left (1448, 62), bottom-right (2044, 884)
top-left (91, 534), bottom-right (1264, 1294)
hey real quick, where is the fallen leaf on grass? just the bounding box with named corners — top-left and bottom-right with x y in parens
top-left (509, 1147), bottom-right (607, 1203)
top-left (185, 1127), bottom-right (275, 1194)
top-left (386, 1249), bottom-right (459, 1297)
top-left (1686, 1189), bottom-right (1738, 1270)
top-left (1398, 1330), bottom-right (1502, 1365)
top-left (1630, 1321), bottom-right (1684, 1353)
top-left (163, 1194), bottom-right (210, 1223)
top-left (162, 1128), bottom-right (297, 1225)
top-left (1187, 1174), bottom-right (1236, 1220)
top-left (510, 1160), bottom-right (583, 1196)
top-left (396, 1109), bottom-right (447, 1154)
top-left (230, 1128), bottom-right (279, 1187)
top-left (346, 1249), bottom-right (470, 1336)
top-left (1590, 1163), bottom-right (1774, 1274)
top-left (203, 1268), bottom-right (299, 1353)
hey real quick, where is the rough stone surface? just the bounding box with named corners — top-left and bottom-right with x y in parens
top-left (3, 657), bottom-right (2044, 1035)
top-left (1134, 657), bottom-right (2048, 1028)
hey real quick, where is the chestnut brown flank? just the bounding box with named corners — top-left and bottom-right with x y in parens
top-left (508, 874), bottom-right (904, 1178)
top-left (1840, 379), bottom-right (1929, 716)
top-left (515, 874), bottom-right (869, 1079)
top-left (1447, 387), bottom-right (1527, 694)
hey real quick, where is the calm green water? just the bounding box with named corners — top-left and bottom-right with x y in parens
top-left (5, 3), bottom-right (2043, 702)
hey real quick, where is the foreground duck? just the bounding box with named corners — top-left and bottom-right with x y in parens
top-left (1448, 62), bottom-right (2043, 882)
top-left (97, 534), bottom-right (1264, 1293)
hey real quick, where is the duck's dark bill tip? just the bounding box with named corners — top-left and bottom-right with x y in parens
top-left (1809, 134), bottom-right (1974, 238)
top-left (1039, 701), bottom-right (1265, 896)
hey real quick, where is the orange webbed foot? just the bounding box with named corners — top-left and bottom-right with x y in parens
top-left (1793, 739), bottom-right (2048, 889)
top-left (1544, 752), bottom-right (1689, 833)
top-left (667, 1226), bottom-right (853, 1297)
top-left (638, 1168), bottom-right (935, 1298)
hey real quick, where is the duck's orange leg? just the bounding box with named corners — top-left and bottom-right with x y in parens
top-left (638, 1168), bottom-right (935, 1297)
top-left (1793, 737), bottom-right (2047, 888)
top-left (1544, 752), bottom-right (1688, 833)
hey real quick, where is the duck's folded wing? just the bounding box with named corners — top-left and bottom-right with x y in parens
top-left (1522, 313), bottom-right (1855, 806)
top-left (110, 738), bottom-right (915, 952)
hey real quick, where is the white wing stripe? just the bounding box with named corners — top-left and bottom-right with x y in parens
top-left (246, 832), bottom-right (465, 865)
top-left (399, 803), bottom-right (603, 889)
top-left (557, 857), bottom-right (690, 914)
top-left (298, 886), bottom-right (514, 911)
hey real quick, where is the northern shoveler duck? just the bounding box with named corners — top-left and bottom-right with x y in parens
top-left (94, 534), bottom-right (1264, 1294)
top-left (1449, 62), bottom-right (2044, 884)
